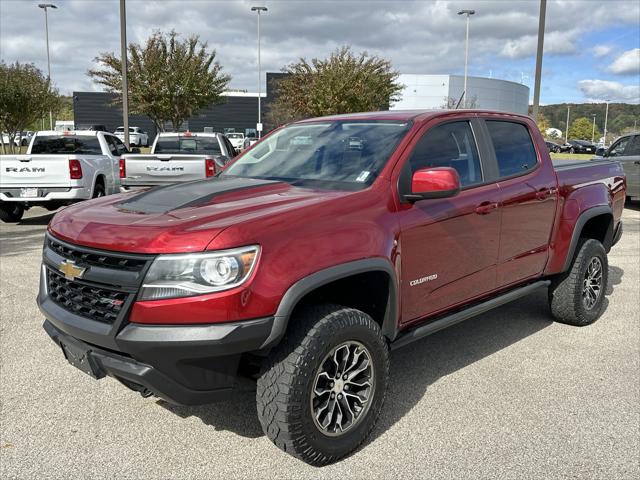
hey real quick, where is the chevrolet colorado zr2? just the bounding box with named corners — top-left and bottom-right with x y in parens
top-left (38, 110), bottom-right (625, 465)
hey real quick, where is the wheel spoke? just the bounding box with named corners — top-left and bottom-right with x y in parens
top-left (343, 347), bottom-right (364, 375)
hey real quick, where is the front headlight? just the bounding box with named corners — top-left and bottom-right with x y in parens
top-left (139, 245), bottom-right (260, 300)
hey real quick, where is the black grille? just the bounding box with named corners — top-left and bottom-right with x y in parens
top-left (48, 237), bottom-right (147, 272)
top-left (47, 268), bottom-right (128, 324)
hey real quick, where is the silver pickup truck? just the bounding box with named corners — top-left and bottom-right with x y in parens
top-left (596, 132), bottom-right (640, 202)
top-left (119, 132), bottom-right (237, 189)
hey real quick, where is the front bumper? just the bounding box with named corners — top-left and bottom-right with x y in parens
top-left (42, 315), bottom-right (274, 405)
top-left (38, 233), bottom-right (278, 405)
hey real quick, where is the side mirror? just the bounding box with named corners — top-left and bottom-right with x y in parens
top-left (214, 155), bottom-right (230, 168)
top-left (405, 167), bottom-right (461, 202)
top-left (595, 147), bottom-right (606, 157)
top-left (130, 147), bottom-right (141, 154)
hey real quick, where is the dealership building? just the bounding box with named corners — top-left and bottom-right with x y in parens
top-left (391, 74), bottom-right (530, 114)
top-left (73, 72), bottom-right (529, 137)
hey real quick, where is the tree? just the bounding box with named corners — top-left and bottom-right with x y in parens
top-left (88, 30), bottom-right (231, 132)
top-left (0, 61), bottom-right (60, 153)
top-left (568, 116), bottom-right (599, 140)
top-left (265, 46), bottom-right (403, 127)
top-left (536, 113), bottom-right (550, 137)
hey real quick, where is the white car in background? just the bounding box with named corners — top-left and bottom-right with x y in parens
top-left (1, 131), bottom-right (34, 147)
top-left (114, 126), bottom-right (149, 147)
top-left (226, 132), bottom-right (245, 150)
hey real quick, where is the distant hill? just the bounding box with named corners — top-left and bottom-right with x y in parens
top-left (530, 103), bottom-right (639, 135)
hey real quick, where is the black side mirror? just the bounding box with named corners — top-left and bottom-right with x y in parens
top-left (130, 147), bottom-right (141, 154)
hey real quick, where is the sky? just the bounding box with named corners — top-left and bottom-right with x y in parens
top-left (1, 0), bottom-right (639, 104)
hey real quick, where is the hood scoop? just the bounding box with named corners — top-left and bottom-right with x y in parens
top-left (117, 177), bottom-right (283, 214)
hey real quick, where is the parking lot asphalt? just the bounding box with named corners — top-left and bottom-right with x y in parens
top-left (1, 206), bottom-right (639, 479)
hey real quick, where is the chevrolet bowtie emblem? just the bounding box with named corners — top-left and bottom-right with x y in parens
top-left (58, 260), bottom-right (86, 280)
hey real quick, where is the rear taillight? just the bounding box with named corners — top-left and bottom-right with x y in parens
top-left (205, 158), bottom-right (215, 177)
top-left (119, 158), bottom-right (126, 178)
top-left (69, 159), bottom-right (83, 179)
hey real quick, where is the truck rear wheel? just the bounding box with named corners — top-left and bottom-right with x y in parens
top-left (548, 239), bottom-right (608, 326)
top-left (256, 305), bottom-right (389, 466)
top-left (0, 203), bottom-right (24, 223)
top-left (92, 181), bottom-right (105, 198)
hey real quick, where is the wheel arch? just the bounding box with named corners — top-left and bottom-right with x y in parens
top-left (562, 205), bottom-right (614, 271)
top-left (260, 259), bottom-right (399, 349)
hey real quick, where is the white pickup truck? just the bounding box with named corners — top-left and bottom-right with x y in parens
top-left (119, 132), bottom-right (237, 189)
top-left (0, 130), bottom-right (128, 222)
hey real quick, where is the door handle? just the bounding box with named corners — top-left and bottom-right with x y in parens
top-left (475, 201), bottom-right (498, 215)
top-left (536, 188), bottom-right (552, 200)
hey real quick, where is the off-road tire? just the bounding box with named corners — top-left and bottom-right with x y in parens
top-left (549, 239), bottom-right (608, 326)
top-left (256, 305), bottom-right (390, 466)
top-left (0, 203), bottom-right (24, 223)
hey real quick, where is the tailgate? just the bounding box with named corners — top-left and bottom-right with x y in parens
top-left (0, 155), bottom-right (71, 187)
top-left (122, 154), bottom-right (208, 186)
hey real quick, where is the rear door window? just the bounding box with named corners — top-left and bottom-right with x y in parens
top-left (624, 135), bottom-right (640, 156)
top-left (608, 136), bottom-right (632, 157)
top-left (154, 136), bottom-right (221, 154)
top-left (407, 121), bottom-right (483, 187)
top-left (31, 135), bottom-right (102, 154)
top-left (110, 135), bottom-right (129, 155)
top-left (486, 121), bottom-right (538, 178)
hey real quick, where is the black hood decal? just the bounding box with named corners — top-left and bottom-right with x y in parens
top-left (117, 177), bottom-right (283, 214)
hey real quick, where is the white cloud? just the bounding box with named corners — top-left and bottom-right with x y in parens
top-left (578, 79), bottom-right (640, 103)
top-left (607, 48), bottom-right (640, 75)
top-left (1, 0), bottom-right (639, 97)
top-left (592, 45), bottom-right (613, 58)
top-left (500, 30), bottom-right (579, 59)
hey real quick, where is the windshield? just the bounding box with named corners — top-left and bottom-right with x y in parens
top-left (227, 133), bottom-right (243, 139)
top-left (222, 120), bottom-right (411, 190)
top-left (31, 135), bottom-right (102, 154)
top-left (154, 136), bottom-right (221, 154)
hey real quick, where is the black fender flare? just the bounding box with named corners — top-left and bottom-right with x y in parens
top-left (259, 258), bottom-right (399, 349)
top-left (562, 205), bottom-right (613, 272)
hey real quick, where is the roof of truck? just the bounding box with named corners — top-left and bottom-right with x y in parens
top-left (295, 109), bottom-right (531, 123)
top-left (35, 130), bottom-right (103, 136)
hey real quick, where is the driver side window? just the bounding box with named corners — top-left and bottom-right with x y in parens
top-left (608, 136), bottom-right (632, 157)
top-left (408, 121), bottom-right (483, 187)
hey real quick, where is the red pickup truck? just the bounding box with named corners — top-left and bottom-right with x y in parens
top-left (39, 110), bottom-right (625, 465)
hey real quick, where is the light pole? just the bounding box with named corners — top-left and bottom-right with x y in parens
top-left (457, 9), bottom-right (475, 108)
top-left (603, 101), bottom-right (610, 146)
top-left (251, 6), bottom-right (268, 138)
top-left (531, 0), bottom-right (547, 122)
top-left (591, 114), bottom-right (597, 143)
top-left (119, 0), bottom-right (129, 146)
top-left (565, 106), bottom-right (570, 143)
top-left (38, 3), bottom-right (57, 130)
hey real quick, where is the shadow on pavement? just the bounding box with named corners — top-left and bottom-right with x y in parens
top-left (18, 211), bottom-right (56, 226)
top-left (156, 266), bottom-right (625, 445)
top-left (0, 211), bottom-right (53, 257)
top-left (0, 226), bottom-right (48, 257)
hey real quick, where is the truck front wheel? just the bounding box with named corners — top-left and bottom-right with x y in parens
top-left (549, 239), bottom-right (608, 326)
top-left (0, 203), bottom-right (25, 223)
top-left (256, 305), bottom-right (390, 466)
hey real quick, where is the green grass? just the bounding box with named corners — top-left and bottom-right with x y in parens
top-left (550, 152), bottom-right (595, 161)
